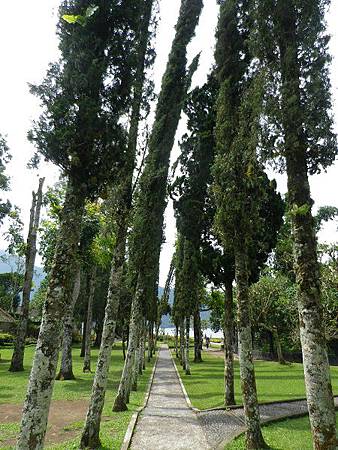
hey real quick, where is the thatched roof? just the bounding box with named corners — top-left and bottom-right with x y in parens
top-left (0, 307), bottom-right (16, 323)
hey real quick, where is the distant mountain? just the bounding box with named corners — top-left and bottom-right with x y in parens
top-left (157, 286), bottom-right (210, 328)
top-left (0, 251), bottom-right (45, 296)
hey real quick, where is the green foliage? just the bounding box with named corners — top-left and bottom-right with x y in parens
top-left (315, 206), bottom-right (338, 231)
top-left (30, 276), bottom-right (49, 321)
top-left (29, 0), bottom-right (140, 198)
top-left (62, 5), bottom-right (99, 27)
top-left (253, 0), bottom-right (337, 174)
top-left (0, 272), bottom-right (24, 313)
top-left (128, 0), bottom-right (203, 318)
top-left (0, 332), bottom-right (14, 346)
top-left (2, 207), bottom-right (25, 257)
top-left (0, 133), bottom-right (12, 225)
top-left (250, 273), bottom-right (299, 350)
top-left (205, 289), bottom-right (226, 332)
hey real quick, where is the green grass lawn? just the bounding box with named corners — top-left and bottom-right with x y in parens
top-left (0, 344), bottom-right (155, 449)
top-left (175, 351), bottom-right (338, 410)
top-left (224, 412), bottom-right (338, 449)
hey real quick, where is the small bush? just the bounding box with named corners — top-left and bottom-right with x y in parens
top-left (0, 332), bottom-right (14, 346)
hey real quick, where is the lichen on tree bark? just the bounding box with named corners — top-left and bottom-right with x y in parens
top-left (16, 181), bottom-right (85, 450)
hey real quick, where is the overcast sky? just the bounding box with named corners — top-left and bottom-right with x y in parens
top-left (0, 1), bottom-right (337, 285)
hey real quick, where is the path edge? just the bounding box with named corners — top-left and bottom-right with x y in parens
top-left (120, 348), bottom-right (160, 450)
top-left (170, 349), bottom-right (199, 413)
top-left (216, 400), bottom-right (338, 449)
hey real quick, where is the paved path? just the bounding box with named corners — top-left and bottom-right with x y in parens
top-left (199, 395), bottom-right (338, 449)
top-left (130, 346), bottom-right (209, 450)
top-left (130, 346), bottom-right (338, 450)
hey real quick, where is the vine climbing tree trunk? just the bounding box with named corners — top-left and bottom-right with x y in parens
top-left (56, 266), bottom-right (81, 380)
top-left (10, 177), bottom-right (44, 373)
top-left (16, 181), bottom-right (86, 450)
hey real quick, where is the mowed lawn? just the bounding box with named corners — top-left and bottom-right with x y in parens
top-left (175, 351), bottom-right (338, 410)
top-left (224, 413), bottom-right (338, 450)
top-left (0, 344), bottom-right (155, 449)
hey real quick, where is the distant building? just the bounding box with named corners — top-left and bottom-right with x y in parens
top-left (0, 307), bottom-right (16, 332)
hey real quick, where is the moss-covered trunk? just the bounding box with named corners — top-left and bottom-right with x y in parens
top-left (276, 2), bottom-right (336, 448)
top-left (235, 245), bottom-right (267, 449)
top-left (80, 216), bottom-right (127, 449)
top-left (112, 288), bottom-right (142, 412)
top-left (83, 266), bottom-right (96, 373)
top-left (56, 266), bottom-right (81, 380)
top-left (17, 181), bottom-right (85, 450)
top-left (223, 280), bottom-right (235, 405)
top-left (10, 178), bottom-right (44, 373)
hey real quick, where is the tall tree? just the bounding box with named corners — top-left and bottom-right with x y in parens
top-left (17, 1), bottom-right (137, 447)
top-left (113, 0), bottom-right (204, 412)
top-left (213, 1), bottom-right (272, 447)
top-left (80, 1), bottom-right (156, 446)
top-left (171, 78), bottom-right (217, 365)
top-left (254, 0), bottom-right (337, 447)
top-left (0, 134), bottom-right (12, 226)
top-left (9, 177), bottom-right (44, 372)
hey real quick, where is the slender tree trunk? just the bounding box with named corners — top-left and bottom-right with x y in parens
top-left (180, 321), bottom-right (185, 370)
top-left (131, 346), bottom-right (139, 391)
top-left (193, 306), bottom-right (202, 363)
top-left (224, 280), bottom-right (235, 405)
top-left (175, 325), bottom-right (179, 358)
top-left (17, 181), bottom-right (85, 450)
top-left (235, 245), bottom-right (267, 449)
top-left (139, 324), bottom-right (144, 375)
top-left (56, 266), bottom-right (81, 380)
top-left (80, 314), bottom-right (87, 357)
top-left (94, 321), bottom-right (103, 348)
top-left (272, 327), bottom-right (285, 365)
top-left (83, 267), bottom-right (96, 373)
top-left (122, 328), bottom-right (126, 360)
top-left (142, 321), bottom-right (147, 370)
top-left (185, 316), bottom-right (191, 375)
top-left (112, 286), bottom-right (142, 412)
top-left (80, 221), bottom-right (127, 449)
top-left (154, 321), bottom-right (160, 351)
top-left (275, 3), bottom-right (336, 448)
top-left (10, 178), bottom-right (44, 372)
top-left (147, 322), bottom-right (152, 362)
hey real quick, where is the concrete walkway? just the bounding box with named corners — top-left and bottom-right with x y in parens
top-left (130, 346), bottom-right (338, 450)
top-left (130, 346), bottom-right (209, 450)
